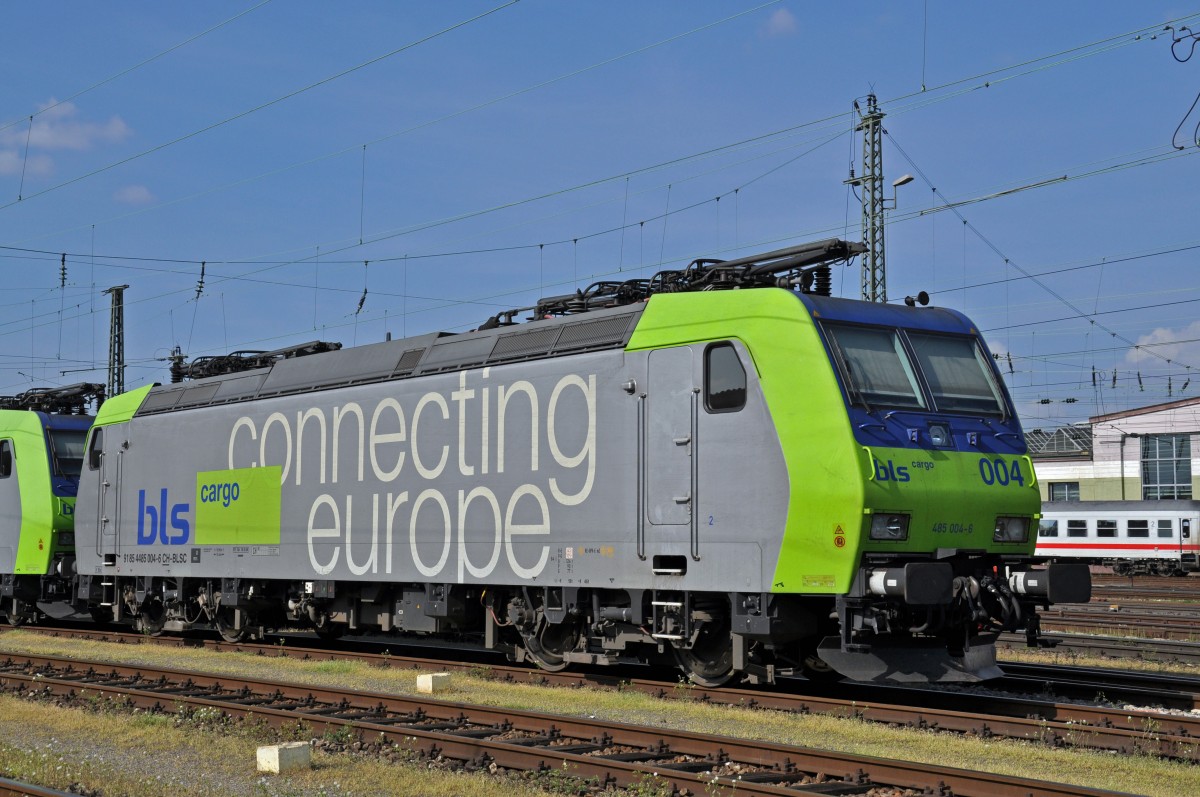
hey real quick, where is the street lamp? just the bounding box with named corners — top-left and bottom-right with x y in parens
top-left (885, 174), bottom-right (914, 208)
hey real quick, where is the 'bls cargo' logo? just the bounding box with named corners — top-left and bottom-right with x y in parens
top-left (137, 489), bottom-right (191, 545)
top-left (873, 458), bottom-right (910, 483)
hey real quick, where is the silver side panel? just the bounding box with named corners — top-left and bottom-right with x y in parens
top-left (76, 342), bottom-right (789, 593)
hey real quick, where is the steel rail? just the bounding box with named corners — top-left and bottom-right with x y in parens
top-left (1091, 587), bottom-right (1200, 602)
top-left (0, 654), bottom-right (1127, 797)
top-left (1038, 612), bottom-right (1200, 640)
top-left (6, 626), bottom-right (1200, 758)
top-left (0, 778), bottom-right (76, 797)
top-left (999, 631), bottom-right (1200, 664)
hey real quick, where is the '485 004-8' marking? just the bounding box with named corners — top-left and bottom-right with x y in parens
top-left (978, 457), bottom-right (1026, 487)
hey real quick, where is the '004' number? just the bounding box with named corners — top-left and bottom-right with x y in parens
top-left (978, 457), bottom-right (1025, 487)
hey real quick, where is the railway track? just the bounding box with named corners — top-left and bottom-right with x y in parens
top-left (1091, 586), bottom-right (1200, 602)
top-left (999, 630), bottom-right (1200, 665)
top-left (5, 625), bottom-right (1199, 762)
top-left (0, 651), bottom-right (1135, 797)
top-left (1038, 604), bottom-right (1200, 640)
top-left (997, 660), bottom-right (1200, 709)
top-left (0, 778), bottom-right (74, 797)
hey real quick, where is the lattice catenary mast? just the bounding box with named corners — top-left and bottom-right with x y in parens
top-left (856, 94), bottom-right (887, 303)
top-left (103, 285), bottom-right (128, 398)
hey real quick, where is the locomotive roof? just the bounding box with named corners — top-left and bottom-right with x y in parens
top-left (0, 409), bottom-right (92, 434)
top-left (135, 302), bottom-right (646, 417)
top-left (798, 293), bottom-right (977, 336)
top-left (132, 282), bottom-right (990, 419)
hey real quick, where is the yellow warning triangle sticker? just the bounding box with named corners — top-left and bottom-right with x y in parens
top-left (834, 524), bottom-right (844, 535)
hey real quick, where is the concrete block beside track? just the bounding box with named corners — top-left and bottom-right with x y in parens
top-left (257, 742), bottom-right (311, 773)
top-left (417, 672), bottom-right (452, 694)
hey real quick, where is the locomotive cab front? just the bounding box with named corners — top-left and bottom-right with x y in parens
top-left (0, 408), bottom-right (93, 625)
top-left (792, 295), bottom-right (1091, 681)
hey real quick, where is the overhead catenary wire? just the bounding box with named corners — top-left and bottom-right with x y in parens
top-left (12, 7), bottom-right (1192, 252)
top-left (11, 219), bottom-right (1200, 384)
top-left (0, 0), bottom-right (274, 137)
top-left (1167, 25), bottom-right (1200, 148)
top-left (0, 128), bottom-right (1180, 301)
top-left (9, 121), bottom-right (1176, 325)
top-left (5, 9), bottom-right (1200, 397)
top-left (3, 9), bottom-right (1184, 369)
top-left (885, 131), bottom-right (1197, 377)
top-left (5, 0), bottom-right (783, 243)
top-left (0, 126), bottom-right (853, 324)
top-left (4, 163), bottom-right (1200, 346)
top-left (0, 0), bottom-right (522, 214)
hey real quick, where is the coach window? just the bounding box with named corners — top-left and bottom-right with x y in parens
top-left (705, 342), bottom-right (746, 412)
top-left (86, 428), bottom-right (104, 471)
top-left (1096, 519), bottom-right (1117, 538)
top-left (1127, 519), bottom-right (1149, 538)
top-left (1037, 519), bottom-right (1058, 538)
top-left (1157, 519), bottom-right (1174, 538)
top-left (0, 440), bottom-right (12, 478)
top-left (1067, 519), bottom-right (1087, 538)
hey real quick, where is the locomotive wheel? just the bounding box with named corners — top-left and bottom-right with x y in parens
top-left (89, 606), bottom-right (114, 625)
top-left (136, 598), bottom-right (166, 637)
top-left (214, 608), bottom-right (247, 643)
top-left (672, 620), bottom-right (734, 687)
top-left (314, 623), bottom-right (346, 641)
top-left (4, 598), bottom-right (30, 627)
top-left (800, 651), bottom-right (843, 683)
top-left (521, 619), bottom-right (578, 673)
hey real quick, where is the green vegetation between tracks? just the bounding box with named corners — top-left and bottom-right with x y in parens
top-left (0, 632), bottom-right (1197, 797)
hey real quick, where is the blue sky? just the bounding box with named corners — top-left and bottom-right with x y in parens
top-left (1, 2), bottom-right (1198, 429)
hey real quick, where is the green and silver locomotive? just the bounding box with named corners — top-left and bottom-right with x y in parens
top-left (62, 240), bottom-right (1091, 683)
top-left (0, 385), bottom-right (101, 625)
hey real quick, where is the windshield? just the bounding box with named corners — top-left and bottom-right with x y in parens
top-left (907, 332), bottom-right (1005, 415)
top-left (48, 429), bottom-right (87, 478)
top-left (825, 325), bottom-right (925, 410)
top-left (825, 323), bottom-right (1007, 416)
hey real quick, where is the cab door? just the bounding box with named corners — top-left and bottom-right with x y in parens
top-left (646, 347), bottom-right (695, 529)
top-left (0, 439), bottom-right (20, 573)
top-left (86, 428), bottom-right (122, 566)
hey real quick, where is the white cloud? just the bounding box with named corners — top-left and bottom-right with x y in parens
top-left (1125, 320), bottom-right (1200, 369)
top-left (0, 99), bottom-right (131, 152)
top-left (114, 184), bottom-right (155, 204)
top-left (0, 149), bottom-right (52, 176)
top-left (763, 8), bottom-right (798, 38)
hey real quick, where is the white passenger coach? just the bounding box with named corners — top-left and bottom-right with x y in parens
top-left (1036, 500), bottom-right (1200, 576)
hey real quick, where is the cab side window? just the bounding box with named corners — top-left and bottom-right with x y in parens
top-left (0, 440), bottom-right (12, 478)
top-left (87, 428), bottom-right (104, 471)
top-left (705, 342), bottom-right (746, 413)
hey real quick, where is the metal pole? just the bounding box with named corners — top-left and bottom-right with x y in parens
top-left (857, 94), bottom-right (886, 302)
top-left (103, 285), bottom-right (128, 398)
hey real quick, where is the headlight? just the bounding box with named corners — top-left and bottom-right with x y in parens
top-left (993, 516), bottom-right (1029, 543)
top-left (57, 531), bottom-right (75, 547)
top-left (928, 423), bottom-right (951, 447)
top-left (870, 513), bottom-right (910, 541)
